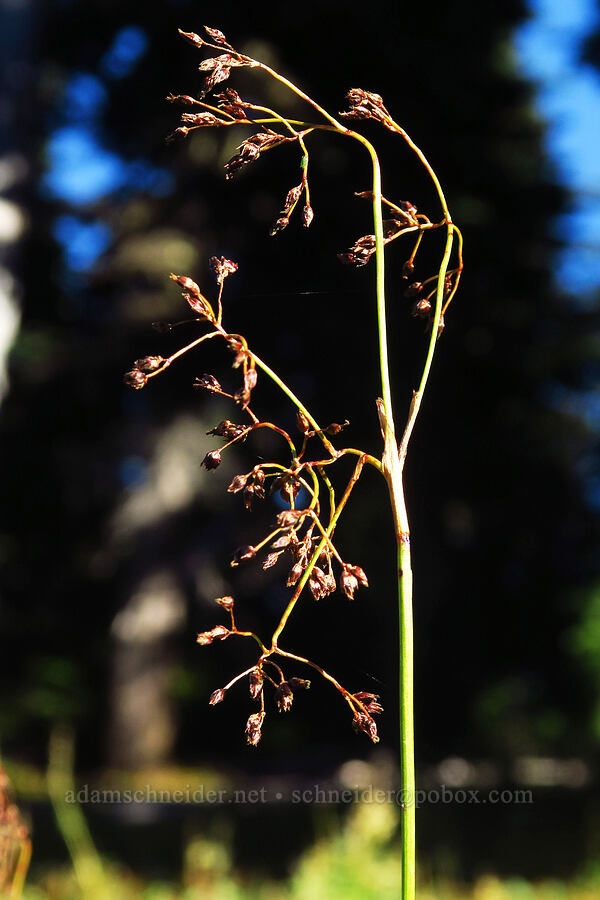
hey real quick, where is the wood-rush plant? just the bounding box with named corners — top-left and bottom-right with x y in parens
top-left (124, 26), bottom-right (463, 898)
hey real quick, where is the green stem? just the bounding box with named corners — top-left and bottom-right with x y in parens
top-left (398, 533), bottom-right (415, 895)
top-left (348, 133), bottom-right (394, 420)
top-left (349, 131), bottom-right (415, 900)
top-left (249, 349), bottom-right (336, 455)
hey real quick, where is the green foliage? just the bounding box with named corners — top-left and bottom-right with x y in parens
top-left (569, 584), bottom-right (600, 741)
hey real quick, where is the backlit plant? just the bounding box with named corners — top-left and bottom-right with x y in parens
top-left (124, 25), bottom-right (463, 898)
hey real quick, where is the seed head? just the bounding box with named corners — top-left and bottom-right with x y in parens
top-left (347, 564), bottom-right (368, 587)
top-left (227, 473), bottom-right (248, 493)
top-left (249, 669), bottom-right (264, 700)
top-left (275, 682), bottom-right (294, 713)
top-left (178, 29), bottom-right (205, 49)
top-left (353, 691), bottom-right (384, 715)
top-left (411, 298), bottom-right (432, 319)
top-left (194, 374), bottom-right (222, 393)
top-left (209, 688), bottom-right (227, 705)
top-left (215, 595), bottom-right (234, 610)
top-left (263, 551), bottom-right (282, 569)
top-left (134, 356), bottom-right (165, 373)
top-left (204, 25), bottom-right (229, 45)
top-left (340, 564), bottom-right (368, 599)
top-left (124, 369), bottom-right (148, 390)
top-left (245, 711), bottom-right (265, 746)
top-left (271, 530), bottom-right (293, 549)
top-left (309, 566), bottom-right (335, 601)
top-left (197, 625), bottom-right (230, 645)
top-left (166, 93), bottom-right (200, 106)
top-left (180, 111), bottom-right (220, 126)
top-left (165, 126), bottom-right (190, 143)
top-left (208, 420), bottom-right (247, 439)
top-left (270, 216), bottom-right (290, 236)
top-left (209, 255), bottom-right (238, 283)
top-left (288, 677), bottom-right (311, 691)
top-left (201, 449), bottom-right (222, 470)
top-left (302, 204), bottom-right (314, 228)
top-left (231, 545), bottom-right (257, 566)
top-left (277, 509), bottom-right (307, 528)
top-left (283, 184), bottom-right (303, 211)
top-left (287, 561), bottom-right (305, 586)
top-left (214, 88), bottom-right (247, 119)
top-left (324, 419), bottom-right (349, 435)
top-left (352, 711), bottom-right (380, 743)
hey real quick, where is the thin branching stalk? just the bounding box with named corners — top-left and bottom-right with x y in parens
top-left (127, 28), bottom-right (464, 899)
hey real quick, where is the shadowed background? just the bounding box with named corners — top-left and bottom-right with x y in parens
top-left (1, 0), bottom-right (600, 895)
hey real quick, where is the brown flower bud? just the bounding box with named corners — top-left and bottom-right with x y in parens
top-left (214, 89), bottom-right (247, 118)
top-left (263, 552), bottom-right (282, 570)
top-left (340, 567), bottom-right (358, 599)
top-left (302, 204), bottom-right (314, 228)
top-left (208, 420), bottom-right (247, 439)
top-left (353, 691), bottom-right (384, 715)
top-left (233, 387), bottom-right (251, 408)
top-left (411, 298), bottom-right (432, 318)
top-left (200, 64), bottom-right (231, 94)
top-left (245, 711), bottom-right (265, 746)
top-left (309, 566), bottom-right (335, 601)
top-left (324, 419), bottom-right (349, 435)
top-left (124, 369), bottom-right (148, 390)
top-left (194, 374), bottom-right (222, 393)
top-left (165, 126), bottom-right (190, 143)
top-left (249, 669), bottom-right (264, 701)
top-left (201, 449), bottom-right (222, 470)
top-left (275, 682), bottom-right (294, 713)
top-left (270, 216), bottom-right (290, 236)
top-left (166, 93), bottom-right (200, 106)
top-left (243, 482), bottom-right (265, 510)
top-left (197, 625), bottom-right (230, 645)
top-left (215, 595), bottom-right (234, 610)
top-left (271, 531), bottom-right (293, 549)
top-left (204, 25), bottom-right (229, 44)
top-left (402, 260), bottom-right (415, 278)
top-left (209, 688), bottom-right (227, 705)
top-left (178, 29), bottom-right (205, 48)
top-left (352, 711), bottom-right (380, 743)
top-left (134, 356), bottom-right (165, 372)
top-left (209, 255), bottom-right (238, 283)
top-left (296, 409), bottom-right (310, 434)
top-left (277, 509), bottom-right (307, 528)
top-left (180, 112), bottom-right (219, 126)
top-left (198, 54), bottom-right (236, 72)
top-left (244, 368), bottom-right (257, 391)
top-left (227, 473), bottom-right (248, 493)
top-left (287, 561), bottom-right (304, 586)
top-left (284, 184), bottom-right (303, 212)
top-left (231, 545), bottom-right (257, 566)
top-left (347, 564), bottom-right (368, 588)
top-left (288, 677), bottom-right (311, 691)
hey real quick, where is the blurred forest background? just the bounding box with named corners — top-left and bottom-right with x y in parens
top-left (1, 0), bottom-right (600, 896)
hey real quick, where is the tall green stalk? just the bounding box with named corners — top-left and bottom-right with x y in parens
top-left (352, 128), bottom-right (456, 899)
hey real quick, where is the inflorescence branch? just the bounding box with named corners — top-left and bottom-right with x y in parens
top-left (124, 25), bottom-right (461, 754)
